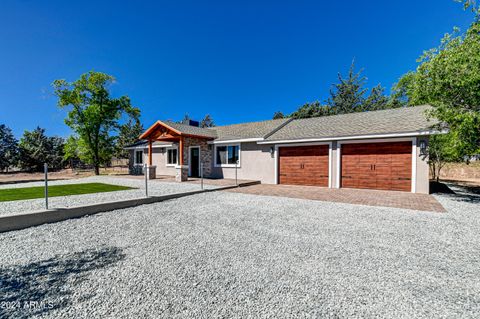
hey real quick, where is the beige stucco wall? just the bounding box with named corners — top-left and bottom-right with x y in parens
top-left (211, 142), bottom-right (276, 183)
top-left (150, 148), bottom-right (177, 176)
top-left (416, 136), bottom-right (430, 194)
top-left (129, 147), bottom-right (176, 176)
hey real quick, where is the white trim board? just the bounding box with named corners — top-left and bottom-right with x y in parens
top-left (258, 130), bottom-right (435, 145)
top-left (411, 138), bottom-right (417, 193)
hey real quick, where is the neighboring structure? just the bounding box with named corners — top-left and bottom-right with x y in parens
top-left (126, 105), bottom-right (437, 193)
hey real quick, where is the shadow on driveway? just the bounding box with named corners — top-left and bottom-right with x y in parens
top-left (432, 181), bottom-right (480, 204)
top-left (0, 246), bottom-right (125, 319)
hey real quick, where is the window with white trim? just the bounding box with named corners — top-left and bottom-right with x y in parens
top-left (215, 145), bottom-right (240, 166)
top-left (166, 148), bottom-right (178, 166)
top-left (134, 150), bottom-right (143, 165)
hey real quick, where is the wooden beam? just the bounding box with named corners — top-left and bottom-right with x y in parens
top-left (148, 140), bottom-right (153, 165)
top-left (179, 136), bottom-right (184, 165)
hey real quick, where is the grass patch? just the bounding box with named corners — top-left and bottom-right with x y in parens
top-left (0, 183), bottom-right (135, 202)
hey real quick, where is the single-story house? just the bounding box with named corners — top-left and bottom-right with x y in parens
top-left (126, 105), bottom-right (438, 193)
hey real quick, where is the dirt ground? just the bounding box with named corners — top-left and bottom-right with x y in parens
top-left (0, 168), bottom-right (129, 185)
top-left (2, 165), bottom-right (479, 187)
top-left (439, 162), bottom-right (480, 185)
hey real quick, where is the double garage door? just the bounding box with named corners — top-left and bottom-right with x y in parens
top-left (278, 141), bottom-right (412, 191)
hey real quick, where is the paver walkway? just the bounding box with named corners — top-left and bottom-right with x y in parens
top-left (116, 174), bottom-right (259, 186)
top-left (227, 184), bottom-right (446, 212)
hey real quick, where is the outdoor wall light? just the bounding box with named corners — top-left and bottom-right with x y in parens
top-left (270, 147), bottom-right (275, 157)
top-left (419, 140), bottom-right (428, 156)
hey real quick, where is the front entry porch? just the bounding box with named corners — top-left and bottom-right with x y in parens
top-left (139, 121), bottom-right (215, 182)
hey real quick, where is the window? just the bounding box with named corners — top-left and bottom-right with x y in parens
top-left (215, 145), bottom-right (240, 166)
top-left (135, 150), bottom-right (143, 165)
top-left (166, 148), bottom-right (178, 166)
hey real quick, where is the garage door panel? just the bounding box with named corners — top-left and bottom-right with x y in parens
top-left (279, 145), bottom-right (329, 187)
top-left (391, 171), bottom-right (411, 179)
top-left (390, 181), bottom-right (411, 191)
top-left (376, 180), bottom-right (393, 190)
top-left (341, 141), bottom-right (412, 192)
top-left (341, 178), bottom-right (357, 188)
top-left (357, 179), bottom-right (377, 189)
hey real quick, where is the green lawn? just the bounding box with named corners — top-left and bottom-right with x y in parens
top-left (0, 183), bottom-right (135, 202)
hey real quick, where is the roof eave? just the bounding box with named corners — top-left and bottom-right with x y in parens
top-left (257, 129), bottom-right (445, 145)
top-left (140, 120), bottom-right (215, 140)
top-left (209, 137), bottom-right (264, 144)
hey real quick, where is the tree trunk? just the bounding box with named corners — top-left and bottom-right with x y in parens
top-left (429, 162), bottom-right (436, 181)
top-left (94, 164), bottom-right (100, 175)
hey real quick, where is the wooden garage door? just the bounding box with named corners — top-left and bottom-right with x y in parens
top-left (341, 141), bottom-right (412, 191)
top-left (279, 145), bottom-right (329, 186)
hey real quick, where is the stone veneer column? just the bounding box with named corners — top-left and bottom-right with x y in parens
top-left (147, 165), bottom-right (157, 179)
top-left (175, 165), bottom-right (188, 182)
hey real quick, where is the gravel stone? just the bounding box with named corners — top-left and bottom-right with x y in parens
top-left (0, 186), bottom-right (479, 318)
top-left (0, 176), bottom-right (217, 217)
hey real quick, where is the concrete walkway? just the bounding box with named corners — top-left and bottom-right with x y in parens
top-left (227, 184), bottom-right (446, 212)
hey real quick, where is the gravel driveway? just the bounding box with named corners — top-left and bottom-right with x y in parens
top-left (0, 176), bottom-right (216, 216)
top-left (0, 186), bottom-right (479, 318)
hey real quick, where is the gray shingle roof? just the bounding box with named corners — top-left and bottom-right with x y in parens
top-left (147, 105), bottom-right (436, 144)
top-left (265, 105), bottom-right (437, 141)
top-left (162, 121), bottom-right (218, 138)
top-left (212, 118), bottom-right (291, 141)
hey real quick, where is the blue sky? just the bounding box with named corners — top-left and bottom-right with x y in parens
top-left (0, 0), bottom-right (474, 137)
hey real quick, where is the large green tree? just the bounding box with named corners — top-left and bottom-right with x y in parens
top-left (63, 135), bottom-right (80, 168)
top-left (17, 127), bottom-right (65, 172)
top-left (53, 71), bottom-right (140, 175)
top-left (279, 61), bottom-right (399, 119)
top-left (394, 19), bottom-right (480, 159)
top-left (326, 61), bottom-right (368, 114)
top-left (0, 124), bottom-right (18, 172)
top-left (364, 84), bottom-right (392, 111)
top-left (456, 0), bottom-right (479, 12)
top-left (290, 101), bottom-right (331, 119)
top-left (115, 119), bottom-right (144, 159)
top-left (272, 111), bottom-right (285, 119)
top-left (427, 134), bottom-right (463, 182)
top-left (200, 114), bottom-right (215, 128)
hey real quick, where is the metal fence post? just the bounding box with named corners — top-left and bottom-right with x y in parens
top-left (44, 163), bottom-right (49, 209)
top-left (200, 161), bottom-right (204, 190)
top-left (144, 163), bottom-right (148, 197)
top-left (235, 160), bottom-right (238, 186)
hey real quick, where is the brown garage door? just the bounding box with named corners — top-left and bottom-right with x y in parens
top-left (279, 145), bottom-right (329, 186)
top-left (341, 141), bottom-right (412, 191)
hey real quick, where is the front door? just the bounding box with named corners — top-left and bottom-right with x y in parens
top-left (189, 147), bottom-right (200, 177)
